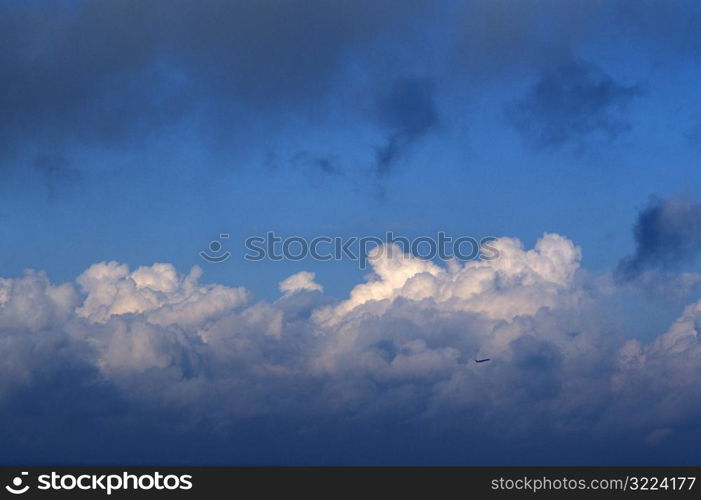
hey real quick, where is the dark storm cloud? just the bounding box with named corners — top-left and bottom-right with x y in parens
top-left (1, 0), bottom-right (699, 191)
top-left (0, 0), bottom-right (428, 169)
top-left (507, 60), bottom-right (640, 150)
top-left (373, 77), bottom-right (438, 177)
top-left (455, 0), bottom-right (701, 79)
top-left (456, 0), bottom-right (609, 77)
top-left (616, 196), bottom-right (701, 282)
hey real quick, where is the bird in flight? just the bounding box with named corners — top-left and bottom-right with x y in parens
top-left (474, 358), bottom-right (491, 363)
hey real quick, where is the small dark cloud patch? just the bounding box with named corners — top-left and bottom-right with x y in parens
top-left (292, 151), bottom-right (343, 178)
top-left (616, 196), bottom-right (701, 282)
top-left (373, 77), bottom-right (438, 178)
top-left (291, 152), bottom-right (344, 188)
top-left (507, 60), bottom-right (640, 150)
top-left (33, 153), bottom-right (81, 197)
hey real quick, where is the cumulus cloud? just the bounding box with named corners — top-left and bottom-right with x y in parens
top-left (2, 234), bottom-right (701, 463)
top-left (75, 261), bottom-right (248, 327)
top-left (617, 196), bottom-right (701, 282)
top-left (612, 297), bottom-right (701, 444)
top-left (279, 271), bottom-right (324, 295)
top-left (310, 235), bottom-right (609, 427)
top-left (316, 233), bottom-right (582, 324)
top-left (507, 60), bottom-right (640, 149)
top-left (0, 270), bottom-right (78, 333)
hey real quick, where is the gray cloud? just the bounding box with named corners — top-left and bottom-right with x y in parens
top-left (455, 0), bottom-right (701, 79)
top-left (1, 0), bottom-right (700, 193)
top-left (373, 77), bottom-right (438, 178)
top-left (455, 0), bottom-right (609, 78)
top-left (0, 0), bottom-right (430, 182)
top-left (507, 60), bottom-right (640, 150)
top-left (617, 196), bottom-right (701, 282)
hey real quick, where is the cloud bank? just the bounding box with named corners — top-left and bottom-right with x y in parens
top-left (3, 0), bottom-right (698, 192)
top-left (2, 233), bottom-right (700, 463)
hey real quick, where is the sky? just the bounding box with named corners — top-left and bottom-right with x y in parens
top-left (2, 0), bottom-right (701, 464)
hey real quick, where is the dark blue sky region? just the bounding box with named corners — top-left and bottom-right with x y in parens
top-left (2, 0), bottom-right (701, 464)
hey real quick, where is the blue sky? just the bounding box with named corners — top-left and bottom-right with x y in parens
top-left (2, 0), bottom-right (701, 464)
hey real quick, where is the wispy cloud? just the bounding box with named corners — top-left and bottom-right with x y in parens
top-left (507, 60), bottom-right (640, 150)
top-left (373, 77), bottom-right (438, 178)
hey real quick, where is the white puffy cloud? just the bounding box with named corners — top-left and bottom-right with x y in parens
top-left (278, 271), bottom-right (324, 295)
top-left (315, 233), bottom-right (583, 324)
top-left (296, 234), bottom-right (612, 426)
top-left (0, 270), bottom-right (81, 399)
top-left (76, 262), bottom-right (249, 328)
top-left (1, 233), bottom-right (701, 461)
top-left (0, 270), bottom-right (78, 332)
top-left (613, 297), bottom-right (701, 439)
